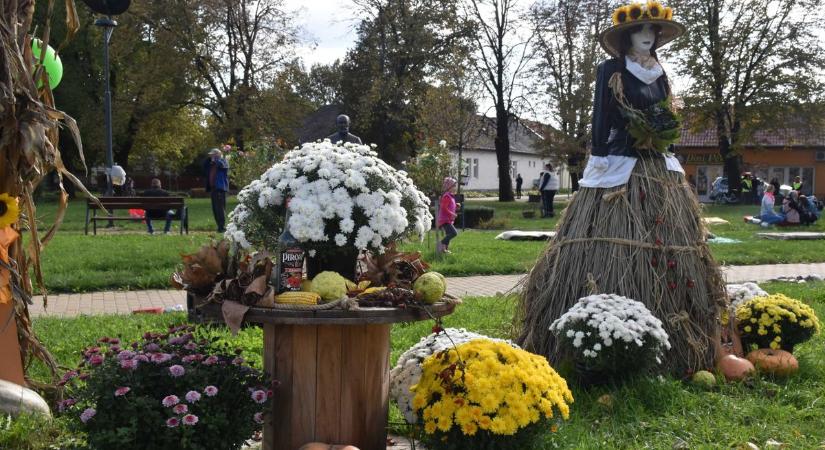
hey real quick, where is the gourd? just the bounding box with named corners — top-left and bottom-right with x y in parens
top-left (717, 354), bottom-right (754, 381)
top-left (746, 349), bottom-right (798, 377)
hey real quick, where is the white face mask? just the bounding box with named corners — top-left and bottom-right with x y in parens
top-left (630, 24), bottom-right (656, 53)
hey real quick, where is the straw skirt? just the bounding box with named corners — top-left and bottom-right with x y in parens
top-left (517, 154), bottom-right (727, 375)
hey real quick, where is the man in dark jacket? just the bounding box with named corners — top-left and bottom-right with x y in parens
top-left (203, 147), bottom-right (230, 233)
top-left (142, 178), bottom-right (174, 234)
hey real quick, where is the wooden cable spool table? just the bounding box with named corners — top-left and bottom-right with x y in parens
top-left (241, 302), bottom-right (456, 450)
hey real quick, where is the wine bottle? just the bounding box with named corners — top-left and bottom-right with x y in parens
top-left (273, 201), bottom-right (305, 293)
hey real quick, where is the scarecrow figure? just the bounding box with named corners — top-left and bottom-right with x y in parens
top-left (517, 2), bottom-right (726, 375)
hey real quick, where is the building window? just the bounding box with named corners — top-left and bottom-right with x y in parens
top-left (510, 160), bottom-right (518, 179)
top-left (766, 166), bottom-right (815, 196)
top-left (473, 159), bottom-right (479, 178)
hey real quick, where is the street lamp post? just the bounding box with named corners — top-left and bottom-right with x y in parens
top-left (95, 16), bottom-right (117, 196)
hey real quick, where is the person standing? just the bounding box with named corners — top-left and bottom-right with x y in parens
top-left (437, 177), bottom-right (460, 254)
top-left (538, 163), bottom-right (559, 217)
top-left (515, 174), bottom-right (523, 199)
top-left (142, 178), bottom-right (175, 234)
top-left (204, 147), bottom-right (229, 233)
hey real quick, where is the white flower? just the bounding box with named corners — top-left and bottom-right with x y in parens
top-left (550, 294), bottom-right (672, 364)
top-left (226, 141), bottom-right (432, 253)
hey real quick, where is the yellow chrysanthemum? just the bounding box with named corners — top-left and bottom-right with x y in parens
top-left (664, 6), bottom-right (673, 20)
top-left (0, 194), bottom-right (20, 228)
top-left (646, 1), bottom-right (665, 19)
top-left (612, 6), bottom-right (631, 25)
top-left (411, 339), bottom-right (574, 439)
top-left (628, 3), bottom-right (644, 20)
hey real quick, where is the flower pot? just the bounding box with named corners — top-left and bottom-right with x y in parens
top-left (522, 211), bottom-right (536, 219)
top-left (306, 247), bottom-right (361, 281)
top-left (528, 194), bottom-right (541, 203)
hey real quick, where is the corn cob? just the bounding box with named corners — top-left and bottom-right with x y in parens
top-left (274, 291), bottom-right (320, 305)
top-left (357, 287), bottom-right (386, 297)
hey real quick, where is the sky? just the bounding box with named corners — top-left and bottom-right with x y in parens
top-left (287, 0), bottom-right (359, 68)
top-left (282, 0), bottom-right (699, 123)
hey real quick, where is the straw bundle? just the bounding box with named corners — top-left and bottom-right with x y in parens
top-left (516, 154), bottom-right (727, 375)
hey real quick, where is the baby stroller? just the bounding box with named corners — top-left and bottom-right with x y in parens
top-left (709, 176), bottom-right (738, 204)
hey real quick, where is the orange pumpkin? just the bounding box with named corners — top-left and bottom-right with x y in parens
top-left (746, 349), bottom-right (799, 377)
top-left (299, 444), bottom-right (360, 450)
top-left (717, 354), bottom-right (755, 381)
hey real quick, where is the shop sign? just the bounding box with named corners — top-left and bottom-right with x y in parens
top-left (684, 153), bottom-right (724, 164)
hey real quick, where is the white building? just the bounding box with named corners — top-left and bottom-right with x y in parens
top-left (452, 116), bottom-right (570, 192)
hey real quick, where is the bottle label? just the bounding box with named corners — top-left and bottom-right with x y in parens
top-left (279, 247), bottom-right (304, 292)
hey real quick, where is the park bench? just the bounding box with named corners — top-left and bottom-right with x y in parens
top-left (85, 196), bottom-right (189, 235)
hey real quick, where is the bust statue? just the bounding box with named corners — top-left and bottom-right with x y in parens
top-left (326, 114), bottom-right (362, 145)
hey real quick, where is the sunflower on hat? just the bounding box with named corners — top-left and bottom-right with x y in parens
top-left (601, 1), bottom-right (685, 57)
top-left (0, 194), bottom-right (19, 229)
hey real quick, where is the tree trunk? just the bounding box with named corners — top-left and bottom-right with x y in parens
top-left (495, 107), bottom-right (513, 202)
top-left (114, 112), bottom-right (142, 173)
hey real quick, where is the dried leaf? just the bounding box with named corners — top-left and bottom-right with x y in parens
top-left (170, 273), bottom-right (185, 290)
top-left (244, 275), bottom-right (268, 297)
top-left (221, 301), bottom-right (249, 336)
top-left (182, 264), bottom-right (216, 289)
top-left (256, 288), bottom-right (276, 308)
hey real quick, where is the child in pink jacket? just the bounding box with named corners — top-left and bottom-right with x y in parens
top-left (437, 177), bottom-right (459, 254)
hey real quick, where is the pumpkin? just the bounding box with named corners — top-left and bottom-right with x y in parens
top-left (717, 354), bottom-right (755, 381)
top-left (299, 444), bottom-right (360, 450)
top-left (746, 348), bottom-right (799, 377)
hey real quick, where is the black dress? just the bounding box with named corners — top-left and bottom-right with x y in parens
top-left (591, 58), bottom-right (672, 158)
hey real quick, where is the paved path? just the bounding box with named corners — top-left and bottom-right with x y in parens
top-left (29, 263), bottom-right (825, 318)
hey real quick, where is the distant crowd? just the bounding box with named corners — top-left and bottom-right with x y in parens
top-left (745, 174), bottom-right (822, 227)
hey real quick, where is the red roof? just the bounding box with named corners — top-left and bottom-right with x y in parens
top-left (677, 122), bottom-right (825, 149)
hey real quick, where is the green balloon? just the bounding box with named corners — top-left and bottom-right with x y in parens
top-left (31, 39), bottom-right (63, 90)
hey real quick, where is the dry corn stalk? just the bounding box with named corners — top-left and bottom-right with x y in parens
top-left (1, 0), bottom-right (98, 388)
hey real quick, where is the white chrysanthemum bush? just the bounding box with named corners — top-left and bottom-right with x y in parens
top-left (225, 141), bottom-right (433, 253)
top-left (389, 328), bottom-right (518, 424)
top-left (550, 294), bottom-right (671, 376)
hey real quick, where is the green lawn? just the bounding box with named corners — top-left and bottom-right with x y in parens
top-left (18, 281), bottom-right (825, 449)
top-left (21, 198), bottom-right (825, 293)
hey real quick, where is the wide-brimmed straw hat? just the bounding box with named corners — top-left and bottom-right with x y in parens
top-left (599, 2), bottom-right (686, 57)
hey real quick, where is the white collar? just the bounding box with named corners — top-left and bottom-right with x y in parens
top-left (625, 56), bottom-right (663, 85)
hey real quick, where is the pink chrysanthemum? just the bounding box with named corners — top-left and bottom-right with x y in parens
top-left (151, 353), bottom-right (173, 364)
top-left (120, 359), bottom-right (138, 370)
top-left (58, 398), bottom-right (77, 413)
top-left (253, 412), bottom-right (265, 424)
top-left (114, 387), bottom-right (131, 397)
top-left (80, 408), bottom-right (96, 423)
top-left (89, 354), bottom-right (104, 366)
top-left (169, 365), bottom-right (185, 377)
top-left (116, 350), bottom-right (135, 360)
top-left (182, 414), bottom-right (199, 426)
top-left (166, 417), bottom-right (180, 428)
top-left (203, 356), bottom-right (219, 366)
top-left (173, 404), bottom-right (188, 414)
top-left (251, 390), bottom-right (267, 404)
top-left (162, 395), bottom-right (180, 407)
top-left (144, 343), bottom-right (160, 352)
top-left (232, 357), bottom-right (245, 365)
top-left (185, 391), bottom-right (201, 403)
top-left (204, 386), bottom-right (218, 397)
